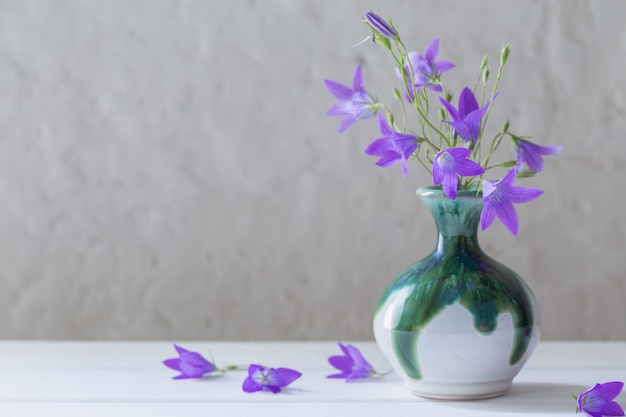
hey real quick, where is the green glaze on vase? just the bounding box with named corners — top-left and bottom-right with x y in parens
top-left (372, 187), bottom-right (540, 400)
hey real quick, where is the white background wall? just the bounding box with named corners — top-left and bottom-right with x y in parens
top-left (0, 0), bottom-right (624, 341)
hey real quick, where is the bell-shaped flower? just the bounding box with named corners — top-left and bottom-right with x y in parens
top-left (324, 63), bottom-right (377, 133)
top-left (163, 344), bottom-right (216, 379)
top-left (242, 364), bottom-right (302, 394)
top-left (480, 169), bottom-right (543, 235)
top-left (397, 39), bottom-right (454, 94)
top-left (364, 112), bottom-right (418, 177)
top-left (514, 138), bottom-right (562, 173)
top-left (327, 342), bottom-right (374, 381)
top-left (433, 148), bottom-right (485, 199)
top-left (439, 87), bottom-right (494, 143)
top-left (577, 381), bottom-right (624, 417)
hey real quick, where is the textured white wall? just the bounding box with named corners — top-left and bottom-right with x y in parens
top-left (0, 0), bottom-right (624, 341)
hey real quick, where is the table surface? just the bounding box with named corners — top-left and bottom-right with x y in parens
top-left (0, 341), bottom-right (624, 417)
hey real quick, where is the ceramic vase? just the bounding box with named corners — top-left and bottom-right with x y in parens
top-left (373, 186), bottom-right (540, 400)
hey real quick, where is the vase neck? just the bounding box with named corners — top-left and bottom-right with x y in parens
top-left (418, 189), bottom-right (483, 247)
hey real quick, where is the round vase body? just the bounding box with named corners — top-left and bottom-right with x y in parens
top-left (373, 187), bottom-right (540, 400)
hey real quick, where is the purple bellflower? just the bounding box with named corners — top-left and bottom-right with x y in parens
top-left (480, 169), bottom-right (543, 235)
top-left (514, 138), bottom-right (563, 173)
top-left (577, 381), bottom-right (624, 417)
top-left (433, 147), bottom-right (485, 199)
top-left (397, 39), bottom-right (455, 94)
top-left (242, 364), bottom-right (302, 394)
top-left (364, 112), bottom-right (419, 177)
top-left (440, 87), bottom-right (494, 143)
top-left (327, 342), bottom-right (374, 381)
top-left (163, 344), bottom-right (216, 379)
top-left (364, 11), bottom-right (398, 40)
top-left (325, 63), bottom-right (377, 133)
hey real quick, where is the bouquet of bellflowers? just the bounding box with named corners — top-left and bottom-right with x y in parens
top-left (324, 11), bottom-right (562, 235)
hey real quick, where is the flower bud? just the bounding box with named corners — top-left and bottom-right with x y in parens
top-left (482, 66), bottom-right (490, 82)
top-left (502, 119), bottom-right (510, 134)
top-left (500, 43), bottom-right (511, 66)
top-left (393, 87), bottom-right (402, 101)
top-left (500, 160), bottom-right (518, 168)
top-left (364, 11), bottom-right (398, 40)
top-left (480, 54), bottom-right (490, 71)
top-left (516, 169), bottom-right (537, 179)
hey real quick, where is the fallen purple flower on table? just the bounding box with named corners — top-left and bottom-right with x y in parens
top-left (324, 63), bottom-right (377, 133)
top-left (327, 342), bottom-right (375, 382)
top-left (577, 381), bottom-right (624, 417)
top-left (364, 112), bottom-right (419, 177)
top-left (163, 344), bottom-right (215, 379)
top-left (514, 138), bottom-right (563, 173)
top-left (242, 364), bottom-right (302, 394)
top-left (480, 169), bottom-right (543, 235)
top-left (433, 147), bottom-right (485, 199)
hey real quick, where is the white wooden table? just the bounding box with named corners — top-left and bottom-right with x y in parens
top-left (0, 341), bottom-right (624, 417)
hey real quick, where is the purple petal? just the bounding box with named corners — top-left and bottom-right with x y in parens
top-left (480, 200), bottom-right (496, 230)
top-left (482, 179), bottom-right (496, 197)
top-left (172, 374), bottom-right (194, 380)
top-left (352, 64), bottom-right (365, 93)
top-left (324, 79), bottom-right (353, 101)
top-left (247, 364), bottom-right (264, 378)
top-left (435, 60), bottom-right (455, 73)
top-left (242, 376), bottom-right (263, 393)
top-left (344, 345), bottom-right (369, 368)
top-left (516, 146), bottom-right (543, 172)
top-left (458, 87), bottom-right (479, 118)
top-left (173, 344), bottom-right (189, 355)
top-left (597, 381), bottom-right (624, 401)
top-left (496, 200), bottom-right (520, 235)
top-left (454, 158), bottom-right (485, 176)
top-left (364, 138), bottom-right (393, 156)
top-left (328, 355), bottom-right (354, 373)
top-left (499, 168), bottom-right (517, 186)
top-left (439, 97), bottom-right (460, 122)
top-left (267, 385), bottom-right (282, 394)
top-left (273, 368), bottom-right (302, 387)
top-left (374, 151), bottom-right (400, 168)
top-left (517, 141), bottom-right (563, 172)
top-left (326, 372), bottom-right (350, 379)
top-left (441, 171), bottom-right (458, 199)
top-left (445, 120), bottom-right (472, 142)
top-left (162, 358), bottom-right (182, 372)
top-left (424, 39), bottom-right (439, 62)
top-left (506, 185), bottom-right (543, 204)
top-left (599, 401), bottom-right (625, 417)
top-left (377, 112), bottom-right (393, 136)
top-left (399, 156), bottom-right (409, 177)
top-left (426, 84), bottom-right (443, 92)
top-left (346, 369), bottom-right (373, 381)
top-left (538, 145), bottom-right (563, 156)
top-left (338, 116), bottom-right (357, 133)
top-left (326, 103), bottom-right (348, 117)
top-left (463, 110), bottom-right (486, 141)
top-left (178, 351), bottom-right (214, 376)
top-left (432, 160), bottom-right (444, 185)
top-left (445, 147), bottom-right (471, 159)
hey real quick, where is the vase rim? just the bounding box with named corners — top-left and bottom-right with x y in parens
top-left (417, 186), bottom-right (483, 199)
